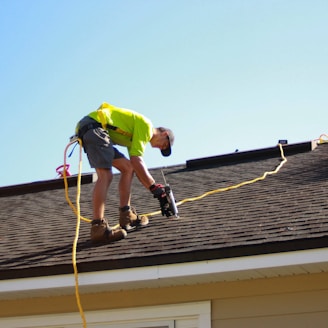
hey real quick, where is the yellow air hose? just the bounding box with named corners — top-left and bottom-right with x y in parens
top-left (63, 138), bottom-right (87, 328)
top-left (317, 133), bottom-right (328, 144)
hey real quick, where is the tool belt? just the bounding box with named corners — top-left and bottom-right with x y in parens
top-left (77, 117), bottom-right (133, 140)
top-left (77, 121), bottom-right (103, 139)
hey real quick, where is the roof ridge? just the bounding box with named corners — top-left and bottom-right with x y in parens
top-left (186, 141), bottom-right (317, 169)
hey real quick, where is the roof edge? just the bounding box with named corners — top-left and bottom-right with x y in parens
top-left (1, 235), bottom-right (327, 280)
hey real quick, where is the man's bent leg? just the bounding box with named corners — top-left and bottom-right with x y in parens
top-left (113, 157), bottom-right (149, 231)
top-left (93, 167), bottom-right (113, 219)
top-left (113, 157), bottom-right (134, 207)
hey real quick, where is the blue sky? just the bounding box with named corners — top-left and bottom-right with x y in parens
top-left (1, 0), bottom-right (327, 187)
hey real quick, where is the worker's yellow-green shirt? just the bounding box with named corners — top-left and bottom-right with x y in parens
top-left (88, 102), bottom-right (153, 157)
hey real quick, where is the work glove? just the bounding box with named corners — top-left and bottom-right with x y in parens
top-left (150, 183), bottom-right (171, 217)
top-left (150, 183), bottom-right (165, 198)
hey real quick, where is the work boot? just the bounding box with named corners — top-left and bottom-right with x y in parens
top-left (119, 206), bottom-right (149, 232)
top-left (90, 218), bottom-right (127, 243)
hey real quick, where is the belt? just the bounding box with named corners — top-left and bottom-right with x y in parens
top-left (78, 122), bottom-right (103, 139)
top-left (77, 120), bottom-right (133, 139)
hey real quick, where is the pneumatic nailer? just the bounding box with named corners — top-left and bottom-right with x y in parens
top-left (161, 170), bottom-right (179, 218)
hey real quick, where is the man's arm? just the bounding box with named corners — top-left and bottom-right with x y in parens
top-left (130, 155), bottom-right (155, 189)
top-left (130, 155), bottom-right (171, 216)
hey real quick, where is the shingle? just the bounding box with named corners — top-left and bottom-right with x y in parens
top-left (1, 142), bottom-right (328, 278)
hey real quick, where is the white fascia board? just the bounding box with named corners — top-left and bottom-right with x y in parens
top-left (1, 247), bottom-right (328, 298)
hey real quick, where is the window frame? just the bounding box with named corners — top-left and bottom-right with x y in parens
top-left (1, 301), bottom-right (211, 328)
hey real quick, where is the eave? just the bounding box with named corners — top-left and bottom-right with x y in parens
top-left (1, 247), bottom-right (327, 300)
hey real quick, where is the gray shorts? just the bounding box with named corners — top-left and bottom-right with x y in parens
top-left (78, 116), bottom-right (125, 169)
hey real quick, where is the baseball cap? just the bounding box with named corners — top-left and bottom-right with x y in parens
top-left (161, 128), bottom-right (174, 157)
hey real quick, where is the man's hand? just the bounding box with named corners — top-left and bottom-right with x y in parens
top-left (150, 183), bottom-right (166, 198)
top-left (150, 184), bottom-right (171, 216)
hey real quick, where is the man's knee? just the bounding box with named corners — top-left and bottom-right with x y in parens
top-left (96, 168), bottom-right (113, 182)
top-left (114, 158), bottom-right (134, 175)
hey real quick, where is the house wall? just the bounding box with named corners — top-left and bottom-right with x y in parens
top-left (1, 272), bottom-right (327, 327)
top-left (211, 272), bottom-right (328, 328)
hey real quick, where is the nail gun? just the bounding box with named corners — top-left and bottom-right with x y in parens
top-left (161, 170), bottom-right (179, 218)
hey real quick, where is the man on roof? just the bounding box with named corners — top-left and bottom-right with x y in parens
top-left (75, 102), bottom-right (174, 243)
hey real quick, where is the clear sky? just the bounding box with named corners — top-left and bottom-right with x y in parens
top-left (1, 0), bottom-right (327, 187)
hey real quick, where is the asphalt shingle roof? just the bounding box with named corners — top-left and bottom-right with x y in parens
top-left (1, 141), bottom-right (328, 279)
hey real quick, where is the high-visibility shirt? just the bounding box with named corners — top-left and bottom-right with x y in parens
top-left (88, 102), bottom-right (153, 157)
